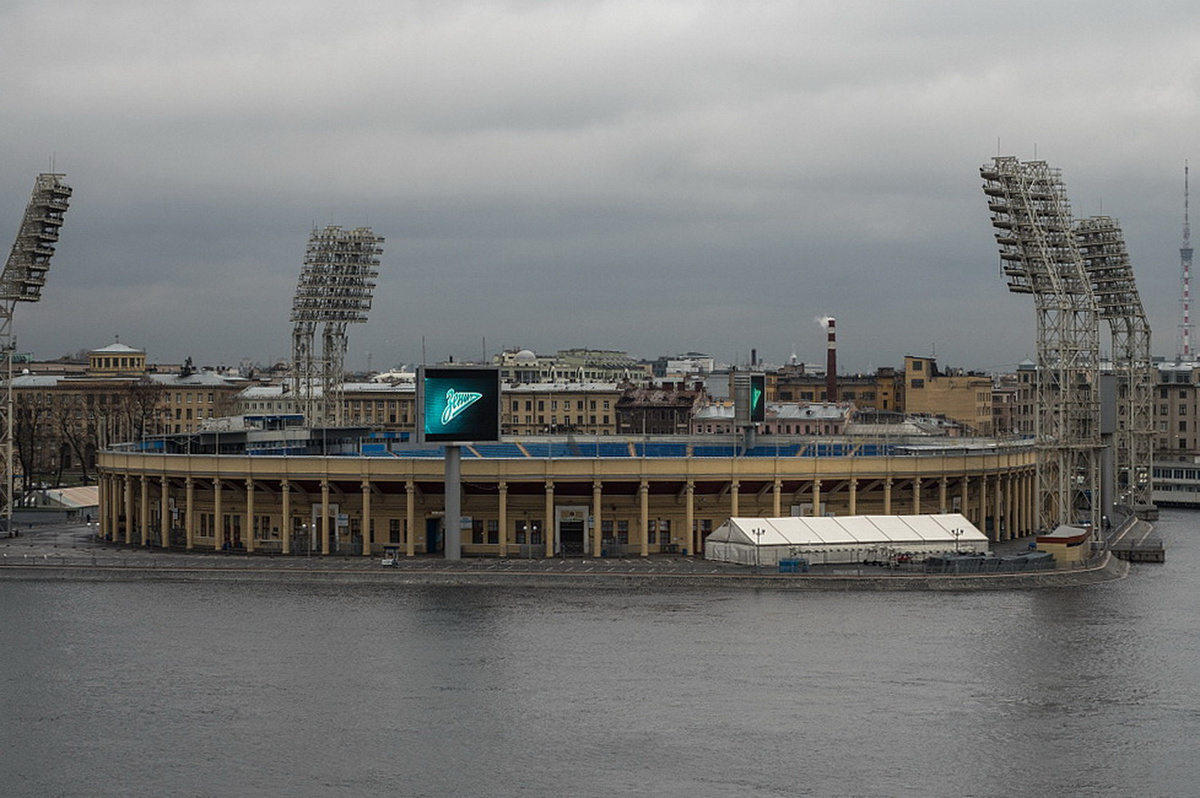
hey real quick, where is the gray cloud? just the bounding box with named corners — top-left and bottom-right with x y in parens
top-left (3, 1), bottom-right (1199, 373)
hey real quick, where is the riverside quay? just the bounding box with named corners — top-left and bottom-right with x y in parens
top-left (96, 431), bottom-right (1038, 558)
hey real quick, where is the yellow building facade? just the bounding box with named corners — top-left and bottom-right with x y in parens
top-left (902, 356), bottom-right (994, 435)
top-left (98, 440), bottom-right (1038, 558)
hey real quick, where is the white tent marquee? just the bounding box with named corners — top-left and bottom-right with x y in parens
top-left (704, 514), bottom-right (988, 566)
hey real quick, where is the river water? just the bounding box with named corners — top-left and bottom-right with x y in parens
top-left (2, 510), bottom-right (1198, 797)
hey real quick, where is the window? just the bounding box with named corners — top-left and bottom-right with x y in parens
top-left (487, 519), bottom-right (499, 545)
top-left (912, 360), bottom-right (923, 371)
top-left (472, 518), bottom-right (484, 545)
top-left (911, 379), bottom-right (924, 389)
top-left (648, 519), bottom-right (657, 545)
top-left (389, 518), bottom-right (402, 544)
top-left (617, 520), bottom-right (629, 545)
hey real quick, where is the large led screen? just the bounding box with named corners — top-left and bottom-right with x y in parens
top-left (749, 373), bottom-right (766, 423)
top-left (418, 367), bottom-right (501, 443)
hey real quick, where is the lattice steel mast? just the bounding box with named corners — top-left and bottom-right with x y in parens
top-left (981, 157), bottom-right (1101, 533)
top-left (1076, 216), bottom-right (1154, 511)
top-left (290, 226), bottom-right (383, 426)
top-left (1, 173), bottom-right (72, 527)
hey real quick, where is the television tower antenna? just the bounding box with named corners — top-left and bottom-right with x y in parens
top-left (1180, 163), bottom-right (1193, 360)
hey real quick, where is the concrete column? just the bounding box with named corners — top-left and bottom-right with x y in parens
top-left (1006, 474), bottom-right (1015, 541)
top-left (139, 475), bottom-right (149, 546)
top-left (684, 481), bottom-right (695, 556)
top-left (498, 481), bottom-right (508, 557)
top-left (1026, 469), bottom-right (1035, 535)
top-left (849, 478), bottom-right (858, 516)
top-left (98, 476), bottom-right (108, 540)
top-left (639, 480), bottom-right (649, 557)
top-left (772, 480), bottom-right (782, 518)
top-left (160, 476), bottom-right (170, 548)
top-left (213, 477), bottom-right (223, 551)
top-left (592, 481), bottom-right (603, 558)
top-left (979, 475), bottom-right (989, 539)
top-left (280, 480), bottom-right (291, 554)
top-left (124, 475), bottom-right (133, 544)
top-left (185, 477), bottom-right (194, 550)
top-left (544, 480), bottom-right (555, 558)
top-left (730, 479), bottom-right (740, 518)
top-left (960, 476), bottom-right (970, 521)
top-left (405, 481), bottom-right (416, 557)
top-left (939, 476), bottom-right (948, 514)
top-left (320, 479), bottom-right (330, 555)
top-left (245, 478), bottom-right (256, 553)
top-left (994, 473), bottom-right (1004, 541)
top-left (912, 477), bottom-right (921, 515)
top-left (811, 479), bottom-right (822, 517)
top-left (361, 479), bottom-right (372, 556)
top-left (883, 478), bottom-right (893, 515)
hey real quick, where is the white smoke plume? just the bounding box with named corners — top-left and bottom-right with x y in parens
top-left (815, 315), bottom-right (835, 329)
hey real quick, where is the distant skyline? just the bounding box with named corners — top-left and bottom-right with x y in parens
top-left (4, 1), bottom-right (1200, 374)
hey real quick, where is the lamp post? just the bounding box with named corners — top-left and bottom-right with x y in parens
top-left (751, 526), bottom-right (764, 573)
top-left (951, 528), bottom-right (963, 575)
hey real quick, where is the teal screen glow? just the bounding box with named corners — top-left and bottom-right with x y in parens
top-left (750, 373), bottom-right (766, 423)
top-left (420, 367), bottom-right (501, 442)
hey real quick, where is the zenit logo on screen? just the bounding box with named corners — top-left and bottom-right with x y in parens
top-left (419, 367), bottom-right (501, 443)
top-left (750, 373), bottom-right (766, 423)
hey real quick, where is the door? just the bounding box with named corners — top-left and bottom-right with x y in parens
top-left (426, 518), bottom-right (443, 554)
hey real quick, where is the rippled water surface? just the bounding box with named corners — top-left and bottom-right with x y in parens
top-left (3, 511), bottom-right (1199, 797)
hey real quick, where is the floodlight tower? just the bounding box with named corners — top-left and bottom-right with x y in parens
top-left (981, 157), bottom-right (1101, 534)
top-left (1076, 216), bottom-right (1155, 513)
top-left (290, 226), bottom-right (383, 426)
top-left (1, 173), bottom-right (72, 527)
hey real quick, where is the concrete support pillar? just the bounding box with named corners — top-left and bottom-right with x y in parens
top-left (811, 479), bottom-right (822, 517)
top-left (498, 481), bottom-right (508, 557)
top-left (139, 475), bottom-right (149, 546)
top-left (280, 480), bottom-right (290, 554)
top-left (592, 481), bottom-right (603, 558)
top-left (684, 481), bottom-right (695, 556)
top-left (124, 475), bottom-right (133, 544)
top-left (245, 478), bottom-right (256, 554)
top-left (99, 476), bottom-right (109, 540)
top-left (939, 476), bottom-right (948, 514)
top-left (1006, 474), bottom-right (1016, 541)
top-left (730, 480), bottom-right (740, 518)
top-left (960, 477), bottom-right (970, 522)
top-left (639, 480), bottom-right (649, 557)
top-left (772, 480), bottom-right (782, 518)
top-left (979, 475), bottom-right (989, 540)
top-left (185, 477), bottom-right (194, 550)
top-left (883, 478), bottom-right (893, 515)
top-left (405, 481), bottom-right (416, 558)
top-left (912, 477), bottom-right (922, 516)
top-left (213, 477), bottom-right (223, 551)
top-left (361, 479), bottom-right (372, 556)
top-left (849, 478), bottom-right (858, 516)
top-left (544, 480), bottom-right (555, 558)
top-left (160, 476), bottom-right (170, 548)
top-left (993, 474), bottom-right (1003, 541)
top-left (320, 479), bottom-right (330, 555)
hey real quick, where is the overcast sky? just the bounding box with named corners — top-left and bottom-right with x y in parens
top-left (3, 1), bottom-right (1199, 374)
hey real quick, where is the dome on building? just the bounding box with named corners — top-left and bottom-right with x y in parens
top-left (89, 341), bottom-right (145, 355)
top-left (514, 349), bottom-right (537, 363)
